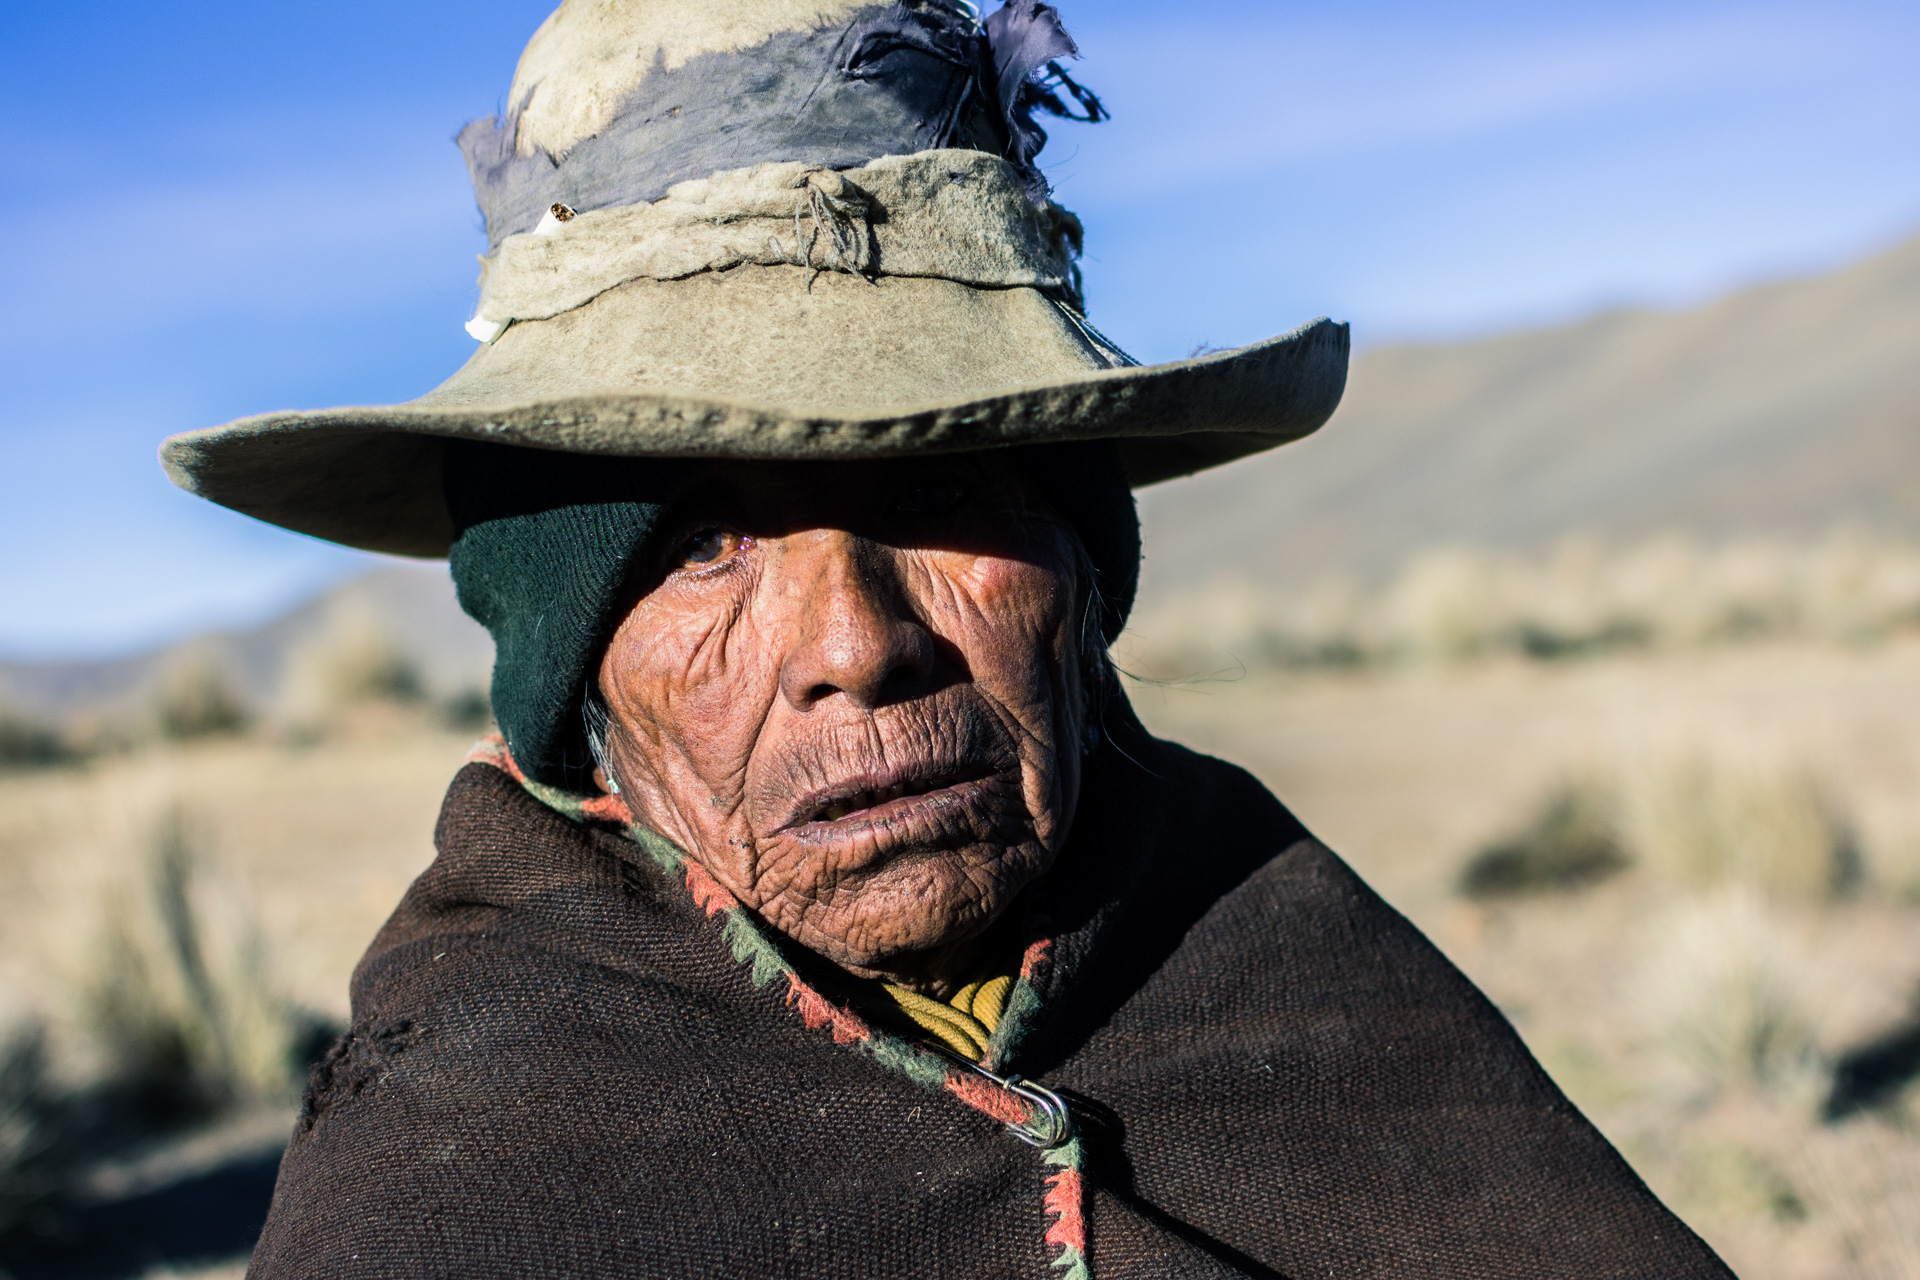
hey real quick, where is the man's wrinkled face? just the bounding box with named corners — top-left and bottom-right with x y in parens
top-left (594, 457), bottom-right (1089, 989)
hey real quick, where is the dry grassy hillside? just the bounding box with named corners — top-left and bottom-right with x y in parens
top-left (1138, 232), bottom-right (1920, 596)
top-left (0, 567), bottom-right (490, 731)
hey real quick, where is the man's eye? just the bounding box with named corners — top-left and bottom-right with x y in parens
top-left (890, 477), bottom-right (970, 516)
top-left (672, 527), bottom-right (745, 569)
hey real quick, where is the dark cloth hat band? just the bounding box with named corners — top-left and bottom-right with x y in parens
top-left (460, 1), bottom-right (1101, 251)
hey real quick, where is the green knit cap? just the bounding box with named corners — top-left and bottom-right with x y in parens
top-left (445, 441), bottom-right (1139, 788)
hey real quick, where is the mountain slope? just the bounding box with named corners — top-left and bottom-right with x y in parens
top-left (0, 567), bottom-right (488, 723)
top-left (1137, 233), bottom-right (1920, 593)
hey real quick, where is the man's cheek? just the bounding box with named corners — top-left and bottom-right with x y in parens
top-left (945, 568), bottom-right (1069, 654)
top-left (952, 553), bottom-right (1048, 603)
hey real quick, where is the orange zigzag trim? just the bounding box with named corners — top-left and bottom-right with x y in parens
top-left (680, 860), bottom-right (741, 916)
top-left (783, 977), bottom-right (873, 1046)
top-left (577, 791), bottom-right (635, 824)
top-left (943, 1072), bottom-right (1033, 1128)
top-left (1043, 1164), bottom-right (1086, 1256)
top-left (1020, 937), bottom-right (1053, 981)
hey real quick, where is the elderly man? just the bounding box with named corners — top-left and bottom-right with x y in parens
top-left (163, 2), bottom-right (1732, 1276)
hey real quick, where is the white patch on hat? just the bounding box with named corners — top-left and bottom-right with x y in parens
top-left (510, 0), bottom-right (871, 160)
top-left (465, 316), bottom-right (509, 344)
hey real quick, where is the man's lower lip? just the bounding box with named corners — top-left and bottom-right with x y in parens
top-left (792, 778), bottom-right (992, 835)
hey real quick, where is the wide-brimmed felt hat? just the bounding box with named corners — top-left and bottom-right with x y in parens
top-left (159, 0), bottom-right (1349, 557)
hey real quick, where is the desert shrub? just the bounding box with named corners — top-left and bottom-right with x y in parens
top-left (330, 640), bottom-right (425, 706)
top-left (0, 807), bottom-right (340, 1239)
top-left (0, 1024), bottom-right (54, 1230)
top-left (1460, 781), bottom-right (1629, 897)
top-left (1377, 551), bottom-right (1505, 664)
top-left (285, 621), bottom-right (426, 720)
top-left (154, 654), bottom-right (252, 741)
top-left (82, 805), bottom-right (326, 1119)
top-left (0, 708), bottom-right (73, 769)
top-left (1823, 1006), bottom-right (1920, 1120)
top-left (1470, 756), bottom-right (1863, 904)
top-left (441, 686), bottom-right (493, 732)
top-left (1638, 892), bottom-right (1827, 1100)
top-left (1623, 758), bottom-right (1860, 902)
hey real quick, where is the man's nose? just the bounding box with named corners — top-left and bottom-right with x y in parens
top-left (777, 532), bottom-right (937, 712)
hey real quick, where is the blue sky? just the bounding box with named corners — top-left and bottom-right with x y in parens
top-left (2, 0), bottom-right (1916, 658)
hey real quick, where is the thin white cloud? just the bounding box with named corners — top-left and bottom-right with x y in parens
top-left (1058, 5), bottom-right (1905, 198)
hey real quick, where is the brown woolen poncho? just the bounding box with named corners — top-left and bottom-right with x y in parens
top-left (250, 708), bottom-right (1732, 1279)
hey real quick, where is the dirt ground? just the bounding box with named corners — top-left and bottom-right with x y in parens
top-left (4, 642), bottom-right (1919, 1277)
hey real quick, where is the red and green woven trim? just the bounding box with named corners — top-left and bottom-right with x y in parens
top-left (466, 736), bottom-right (1089, 1277)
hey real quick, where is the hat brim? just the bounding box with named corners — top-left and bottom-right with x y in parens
top-left (160, 268), bottom-right (1348, 558)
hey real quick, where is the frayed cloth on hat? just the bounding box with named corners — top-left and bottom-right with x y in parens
top-left (985, 0), bottom-right (1109, 194)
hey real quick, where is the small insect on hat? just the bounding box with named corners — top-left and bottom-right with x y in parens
top-left (159, 0), bottom-right (1349, 556)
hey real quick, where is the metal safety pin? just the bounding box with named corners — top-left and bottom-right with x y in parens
top-left (926, 1044), bottom-right (1075, 1149)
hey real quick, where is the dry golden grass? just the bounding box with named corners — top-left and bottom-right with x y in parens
top-left (0, 711), bottom-right (480, 1251)
top-left (1127, 532), bottom-right (1920, 674)
top-left (1129, 636), bottom-right (1920, 1278)
top-left (80, 802), bottom-right (321, 1108)
top-left (0, 716), bottom-right (471, 1056)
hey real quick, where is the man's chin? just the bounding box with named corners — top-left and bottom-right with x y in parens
top-left (793, 845), bottom-right (1043, 977)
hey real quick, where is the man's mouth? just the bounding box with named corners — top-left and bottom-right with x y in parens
top-left (800, 773), bottom-right (976, 827)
